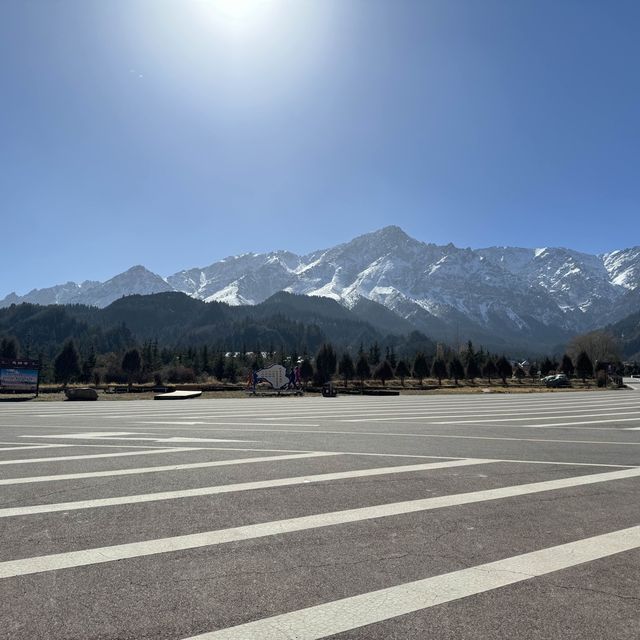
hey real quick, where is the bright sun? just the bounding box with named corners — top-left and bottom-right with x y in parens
top-left (205, 0), bottom-right (270, 22)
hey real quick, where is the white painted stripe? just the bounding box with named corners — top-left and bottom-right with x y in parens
top-left (0, 447), bottom-right (203, 466)
top-left (0, 444), bottom-right (63, 452)
top-left (1, 465), bottom-right (639, 578)
top-left (26, 431), bottom-right (147, 438)
top-left (0, 458), bottom-right (491, 519)
top-left (0, 452), bottom-right (340, 485)
top-left (25, 432), bottom-right (253, 443)
top-left (187, 525), bottom-right (640, 640)
top-left (132, 426), bottom-right (640, 447)
top-left (434, 415), bottom-right (640, 425)
top-left (136, 421), bottom-right (320, 428)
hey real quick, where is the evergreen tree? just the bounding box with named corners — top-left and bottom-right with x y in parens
top-left (466, 355), bottom-right (480, 383)
top-left (54, 340), bottom-right (81, 386)
top-left (81, 346), bottom-right (97, 384)
top-left (314, 343), bottom-right (337, 385)
top-left (413, 352), bottom-right (429, 386)
top-left (539, 357), bottom-right (554, 377)
top-left (356, 353), bottom-right (371, 388)
top-left (299, 358), bottom-right (314, 388)
top-left (369, 342), bottom-right (381, 366)
top-left (576, 351), bottom-right (593, 383)
top-left (385, 346), bottom-right (397, 368)
top-left (395, 359), bottom-right (410, 387)
top-left (464, 340), bottom-right (475, 365)
top-left (122, 348), bottom-right (142, 388)
top-left (224, 357), bottom-right (238, 383)
top-left (449, 357), bottom-right (465, 385)
top-left (495, 356), bottom-right (512, 385)
top-left (374, 360), bottom-right (394, 386)
top-left (213, 352), bottom-right (226, 381)
top-left (431, 357), bottom-right (447, 386)
top-left (0, 337), bottom-right (19, 359)
top-left (482, 358), bottom-right (497, 383)
top-left (560, 354), bottom-right (574, 377)
top-left (338, 352), bottom-right (355, 388)
top-left (201, 345), bottom-right (211, 375)
top-left (529, 362), bottom-right (538, 382)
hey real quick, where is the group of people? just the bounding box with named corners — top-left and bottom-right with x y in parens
top-left (286, 365), bottom-right (302, 389)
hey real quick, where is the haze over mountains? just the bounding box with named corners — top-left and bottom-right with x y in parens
top-left (3, 227), bottom-right (639, 351)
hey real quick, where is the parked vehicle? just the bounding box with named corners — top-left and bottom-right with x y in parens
top-left (545, 374), bottom-right (571, 388)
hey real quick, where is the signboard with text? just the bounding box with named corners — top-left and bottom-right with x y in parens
top-left (0, 358), bottom-right (40, 393)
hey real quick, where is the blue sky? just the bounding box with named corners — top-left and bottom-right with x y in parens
top-left (1, 0), bottom-right (639, 297)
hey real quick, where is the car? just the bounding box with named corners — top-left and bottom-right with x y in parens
top-left (545, 374), bottom-right (571, 388)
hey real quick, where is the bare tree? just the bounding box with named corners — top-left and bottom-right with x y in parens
top-left (568, 331), bottom-right (620, 366)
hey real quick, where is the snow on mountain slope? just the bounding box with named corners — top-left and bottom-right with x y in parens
top-left (602, 247), bottom-right (640, 289)
top-left (1, 266), bottom-right (172, 309)
top-left (2, 228), bottom-right (639, 345)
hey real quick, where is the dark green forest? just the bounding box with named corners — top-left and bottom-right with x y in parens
top-left (1, 291), bottom-right (637, 387)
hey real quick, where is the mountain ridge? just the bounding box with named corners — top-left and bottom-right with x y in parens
top-left (3, 226), bottom-right (639, 350)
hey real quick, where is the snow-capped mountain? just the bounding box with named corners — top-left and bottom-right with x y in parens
top-left (2, 228), bottom-right (639, 347)
top-left (0, 266), bottom-right (173, 309)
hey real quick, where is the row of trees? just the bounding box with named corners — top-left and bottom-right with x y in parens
top-left (0, 334), bottom-right (631, 388)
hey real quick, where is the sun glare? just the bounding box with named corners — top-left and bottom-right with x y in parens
top-left (202, 0), bottom-right (272, 23)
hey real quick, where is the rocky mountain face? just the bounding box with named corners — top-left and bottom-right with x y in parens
top-left (3, 228), bottom-right (639, 350)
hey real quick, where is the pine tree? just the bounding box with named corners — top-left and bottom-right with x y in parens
top-left (513, 365), bottom-right (526, 383)
top-left (201, 345), bottom-right (211, 375)
top-left (449, 357), bottom-right (465, 385)
top-left (539, 357), bottom-right (554, 377)
top-left (464, 340), bottom-right (475, 365)
top-left (466, 355), bottom-right (480, 383)
top-left (0, 337), bottom-right (19, 359)
top-left (560, 354), bottom-right (574, 377)
top-left (338, 352), bottom-right (355, 388)
top-left (122, 348), bottom-right (142, 389)
top-left (314, 343), bottom-right (337, 385)
top-left (369, 342), bottom-right (381, 366)
top-left (576, 351), bottom-right (593, 383)
top-left (496, 356), bottom-right (512, 385)
top-left (300, 358), bottom-right (314, 388)
top-left (81, 346), bottom-right (97, 384)
top-left (482, 358), bottom-right (497, 383)
top-left (374, 360), bottom-right (394, 387)
top-left (356, 353), bottom-right (371, 388)
top-left (431, 357), bottom-right (447, 386)
top-left (224, 357), bottom-right (238, 383)
top-left (413, 353), bottom-right (429, 386)
top-left (529, 362), bottom-right (538, 382)
top-left (213, 352), bottom-right (226, 381)
top-left (395, 360), bottom-right (410, 387)
top-left (54, 340), bottom-right (81, 386)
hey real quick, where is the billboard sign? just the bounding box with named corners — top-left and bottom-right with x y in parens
top-left (0, 358), bottom-right (40, 393)
top-left (256, 364), bottom-right (288, 390)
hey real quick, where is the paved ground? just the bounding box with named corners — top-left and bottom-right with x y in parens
top-left (0, 387), bottom-right (639, 639)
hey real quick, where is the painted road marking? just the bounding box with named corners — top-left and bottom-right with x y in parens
top-left (186, 525), bottom-right (640, 640)
top-left (1, 465), bottom-right (639, 578)
top-left (0, 458), bottom-right (491, 519)
top-left (0, 452), bottom-right (341, 485)
top-left (24, 432), bottom-right (254, 443)
top-left (125, 426), bottom-right (640, 447)
top-left (433, 415), bottom-right (640, 425)
top-left (0, 444), bottom-right (65, 452)
top-left (0, 447), bottom-right (202, 466)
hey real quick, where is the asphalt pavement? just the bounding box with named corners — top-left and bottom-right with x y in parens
top-left (0, 388), bottom-right (639, 639)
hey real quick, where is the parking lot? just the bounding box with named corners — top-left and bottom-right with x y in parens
top-left (1, 389), bottom-right (639, 639)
